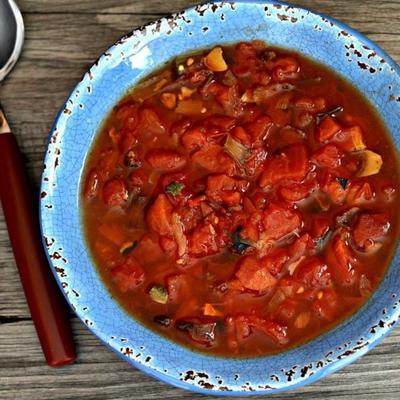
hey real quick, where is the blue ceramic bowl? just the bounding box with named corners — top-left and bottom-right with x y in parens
top-left (40, 0), bottom-right (400, 396)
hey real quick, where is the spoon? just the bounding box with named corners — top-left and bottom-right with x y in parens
top-left (0, 0), bottom-right (76, 366)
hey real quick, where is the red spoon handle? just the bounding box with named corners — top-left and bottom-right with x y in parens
top-left (0, 119), bottom-right (76, 366)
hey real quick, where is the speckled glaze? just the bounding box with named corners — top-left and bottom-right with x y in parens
top-left (40, 0), bottom-right (400, 396)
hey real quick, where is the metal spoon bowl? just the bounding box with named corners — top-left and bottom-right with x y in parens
top-left (0, 0), bottom-right (24, 82)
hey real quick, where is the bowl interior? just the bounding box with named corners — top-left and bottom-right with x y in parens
top-left (40, 0), bottom-right (400, 395)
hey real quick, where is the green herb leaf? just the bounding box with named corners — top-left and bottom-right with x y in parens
top-left (231, 227), bottom-right (252, 255)
top-left (316, 106), bottom-right (344, 124)
top-left (149, 285), bottom-right (169, 304)
top-left (165, 181), bottom-right (185, 196)
top-left (154, 315), bottom-right (171, 327)
top-left (336, 177), bottom-right (349, 190)
top-left (120, 240), bottom-right (138, 256)
top-left (316, 230), bottom-right (332, 252)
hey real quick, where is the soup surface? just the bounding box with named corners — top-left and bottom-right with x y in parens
top-left (82, 41), bottom-right (399, 356)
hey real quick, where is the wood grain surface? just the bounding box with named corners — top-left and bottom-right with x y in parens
top-left (0, 0), bottom-right (399, 399)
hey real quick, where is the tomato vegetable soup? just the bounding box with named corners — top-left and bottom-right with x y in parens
top-left (82, 42), bottom-right (399, 356)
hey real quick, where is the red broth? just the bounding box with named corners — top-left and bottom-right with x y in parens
top-left (82, 42), bottom-right (400, 356)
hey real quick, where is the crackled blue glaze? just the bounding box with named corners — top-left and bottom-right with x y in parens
top-left (40, 0), bottom-right (400, 396)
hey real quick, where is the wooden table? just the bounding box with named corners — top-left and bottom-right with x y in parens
top-left (1, 1), bottom-right (399, 398)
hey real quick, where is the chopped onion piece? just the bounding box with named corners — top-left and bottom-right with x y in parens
top-left (288, 256), bottom-right (305, 275)
top-left (224, 134), bottom-right (250, 164)
top-left (252, 83), bottom-right (295, 103)
top-left (176, 99), bottom-right (204, 115)
top-left (172, 213), bottom-right (187, 257)
top-left (294, 312), bottom-right (311, 329)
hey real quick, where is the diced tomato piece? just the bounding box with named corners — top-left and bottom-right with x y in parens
top-left (242, 196), bottom-right (257, 214)
top-left (176, 318), bottom-right (217, 344)
top-left (294, 96), bottom-right (326, 113)
top-left (346, 181), bottom-right (374, 205)
top-left (146, 149), bottom-right (186, 171)
top-left (279, 277), bottom-right (301, 297)
top-left (241, 219), bottom-right (260, 242)
top-left (290, 234), bottom-right (315, 259)
top-left (295, 257), bottom-right (332, 289)
top-left (266, 56), bottom-right (299, 72)
top-left (102, 178), bottom-right (128, 207)
top-left (206, 174), bottom-right (248, 206)
top-left (225, 317), bottom-right (239, 350)
top-left (244, 116), bottom-right (273, 146)
top-left (382, 184), bottom-right (396, 203)
top-left (316, 116), bottom-right (341, 142)
top-left (266, 101), bottom-right (292, 126)
top-left (275, 299), bottom-right (298, 323)
top-left (231, 315), bottom-right (252, 340)
top-left (311, 144), bottom-right (343, 169)
top-left (267, 56), bottom-right (300, 82)
top-left (292, 109), bottom-right (314, 129)
top-left (110, 257), bottom-right (145, 292)
top-left (311, 216), bottom-right (330, 239)
top-left (353, 212), bottom-right (390, 249)
top-left (246, 316), bottom-right (289, 345)
top-left (181, 127), bottom-right (206, 151)
top-left (262, 203), bottom-right (302, 240)
top-left (189, 224), bottom-right (219, 257)
top-left (311, 288), bottom-right (338, 320)
top-left (322, 176), bottom-right (348, 204)
top-left (221, 191), bottom-right (241, 206)
top-left (250, 191), bottom-right (269, 209)
top-left (203, 115), bottom-right (236, 131)
top-left (205, 83), bottom-right (242, 116)
top-left (159, 236), bottom-right (177, 256)
top-left (178, 204), bottom-right (203, 232)
top-left (137, 107), bottom-right (165, 135)
top-left (229, 314), bottom-right (288, 345)
top-left (234, 42), bottom-right (258, 64)
top-left (274, 127), bottom-right (305, 147)
top-left (116, 101), bottom-right (139, 130)
top-left (192, 144), bottom-right (236, 176)
top-left (119, 130), bottom-right (138, 153)
top-left (167, 274), bottom-right (191, 302)
top-left (328, 235), bottom-right (358, 286)
top-left (84, 168), bottom-right (100, 200)
top-left (146, 194), bottom-right (173, 236)
top-left (235, 256), bottom-right (277, 291)
top-left (134, 235), bottom-right (164, 265)
top-left (279, 178), bottom-right (316, 202)
top-left (334, 125), bottom-right (366, 151)
top-left (272, 66), bottom-right (299, 82)
top-left (97, 148), bottom-right (119, 180)
top-left (231, 126), bottom-right (252, 146)
top-left (170, 118), bottom-right (191, 137)
top-left (98, 223), bottom-right (128, 247)
top-left (93, 240), bottom-right (120, 266)
top-left (259, 143), bottom-right (309, 187)
top-left (253, 70), bottom-right (272, 85)
top-left (260, 248), bottom-right (290, 276)
top-left (129, 169), bottom-right (146, 188)
top-left (206, 173), bottom-right (236, 192)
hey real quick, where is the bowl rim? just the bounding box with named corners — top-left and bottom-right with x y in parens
top-left (40, 0), bottom-right (400, 396)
